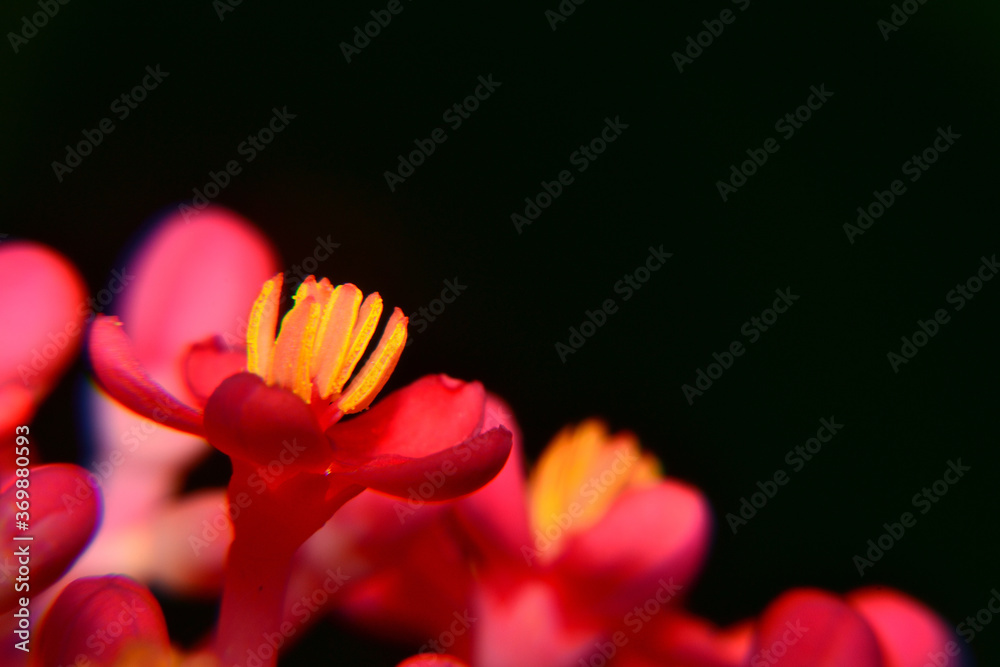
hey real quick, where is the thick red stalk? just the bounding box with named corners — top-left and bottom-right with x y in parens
top-left (215, 460), bottom-right (362, 667)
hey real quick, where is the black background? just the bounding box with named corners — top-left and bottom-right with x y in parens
top-left (3, 0), bottom-right (998, 664)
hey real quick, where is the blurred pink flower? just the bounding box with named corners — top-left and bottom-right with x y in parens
top-left (0, 241), bottom-right (87, 467)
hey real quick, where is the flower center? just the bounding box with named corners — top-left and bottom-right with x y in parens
top-left (245, 274), bottom-right (407, 415)
top-left (527, 420), bottom-right (661, 556)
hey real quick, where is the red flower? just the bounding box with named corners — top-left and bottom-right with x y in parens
top-left (88, 239), bottom-right (511, 664)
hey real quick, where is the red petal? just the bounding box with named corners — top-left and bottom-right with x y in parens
top-left (848, 587), bottom-right (960, 667)
top-left (338, 426), bottom-right (512, 500)
top-left (203, 372), bottom-right (332, 473)
top-left (555, 481), bottom-right (712, 616)
top-left (453, 395), bottom-right (533, 563)
top-left (182, 335), bottom-right (247, 406)
top-left (398, 655), bottom-right (470, 667)
top-left (327, 374), bottom-right (487, 460)
top-left (753, 588), bottom-right (884, 666)
top-left (88, 316), bottom-right (205, 436)
top-left (38, 575), bottom-right (171, 667)
top-left (0, 464), bottom-right (101, 613)
top-left (0, 241), bottom-right (87, 391)
top-left (632, 612), bottom-right (753, 667)
top-left (115, 206), bottom-right (277, 402)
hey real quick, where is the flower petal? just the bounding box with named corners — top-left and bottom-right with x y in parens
top-left (327, 374), bottom-right (487, 460)
top-left (338, 426), bottom-right (512, 501)
top-left (397, 655), bottom-right (470, 667)
top-left (848, 587), bottom-right (963, 667)
top-left (115, 206), bottom-right (278, 403)
top-left (0, 241), bottom-right (87, 391)
top-left (752, 588), bottom-right (884, 667)
top-left (88, 316), bottom-right (205, 436)
top-left (38, 575), bottom-right (171, 667)
top-left (554, 481), bottom-right (712, 616)
top-left (182, 335), bottom-right (247, 407)
top-left (453, 395), bottom-right (533, 563)
top-left (203, 372), bottom-right (332, 473)
top-left (0, 464), bottom-right (101, 614)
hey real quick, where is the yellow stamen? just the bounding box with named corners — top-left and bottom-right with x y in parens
top-left (244, 274), bottom-right (407, 410)
top-left (246, 274), bottom-right (282, 375)
top-left (337, 308), bottom-right (408, 413)
top-left (527, 420), bottom-right (662, 557)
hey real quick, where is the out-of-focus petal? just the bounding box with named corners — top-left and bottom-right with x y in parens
top-left (397, 655), bottom-right (470, 667)
top-left (472, 578), bottom-right (600, 667)
top-left (203, 372), bottom-right (332, 473)
top-left (183, 336), bottom-right (246, 406)
top-left (338, 426), bottom-right (512, 501)
top-left (88, 316), bottom-right (205, 436)
top-left (0, 384), bottom-right (34, 437)
top-left (116, 206), bottom-right (277, 402)
top-left (554, 481), bottom-right (712, 615)
top-left (629, 612), bottom-right (752, 667)
top-left (752, 588), bottom-right (883, 667)
top-left (848, 587), bottom-right (965, 667)
top-left (453, 396), bottom-right (532, 564)
top-left (0, 241), bottom-right (87, 391)
top-left (149, 491), bottom-right (231, 596)
top-left (327, 374), bottom-right (487, 460)
top-left (0, 464), bottom-right (100, 613)
top-left (38, 575), bottom-right (170, 667)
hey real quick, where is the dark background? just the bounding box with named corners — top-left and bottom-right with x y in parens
top-left (3, 0), bottom-right (998, 664)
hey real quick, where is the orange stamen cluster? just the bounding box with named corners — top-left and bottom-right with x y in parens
top-left (246, 274), bottom-right (407, 414)
top-left (528, 420), bottom-right (661, 554)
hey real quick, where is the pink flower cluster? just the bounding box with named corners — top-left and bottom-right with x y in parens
top-left (0, 209), bottom-right (965, 667)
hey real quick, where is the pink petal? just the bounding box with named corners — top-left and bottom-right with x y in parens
top-left (0, 383), bottom-right (34, 443)
top-left (0, 241), bottom-right (87, 391)
top-left (338, 426), bottom-right (512, 501)
top-left (203, 372), bottom-right (333, 473)
top-left (752, 588), bottom-right (884, 667)
top-left (631, 612), bottom-right (753, 667)
top-left (88, 316), bottom-right (205, 436)
top-left (397, 655), bottom-right (470, 667)
top-left (182, 335), bottom-right (247, 406)
top-left (116, 206), bottom-right (277, 403)
top-left (327, 374), bottom-right (488, 460)
top-left (38, 575), bottom-right (171, 667)
top-left (0, 464), bottom-right (101, 614)
top-left (848, 587), bottom-right (962, 667)
top-left (554, 481), bottom-right (712, 616)
top-left (453, 395), bottom-right (533, 563)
